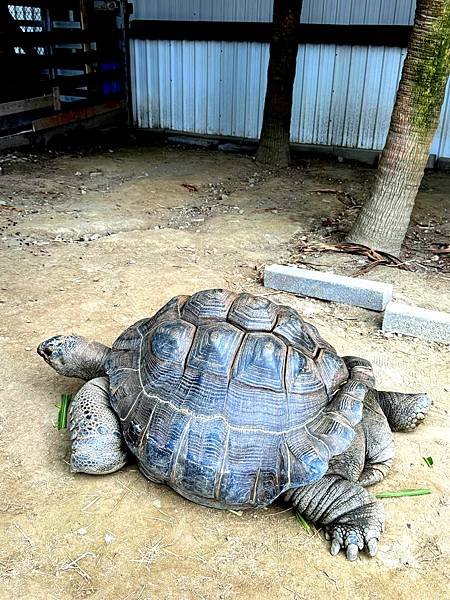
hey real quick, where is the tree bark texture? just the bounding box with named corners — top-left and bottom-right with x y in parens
top-left (347, 0), bottom-right (450, 256)
top-left (255, 0), bottom-right (303, 166)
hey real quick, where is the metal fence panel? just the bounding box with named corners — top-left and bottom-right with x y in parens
top-left (130, 0), bottom-right (416, 24)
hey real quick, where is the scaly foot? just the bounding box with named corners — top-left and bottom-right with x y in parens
top-left (376, 392), bottom-right (432, 432)
top-left (325, 501), bottom-right (385, 561)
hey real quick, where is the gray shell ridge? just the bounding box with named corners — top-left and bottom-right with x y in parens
top-left (106, 289), bottom-right (361, 508)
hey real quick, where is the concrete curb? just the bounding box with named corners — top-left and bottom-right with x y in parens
top-left (382, 302), bottom-right (450, 344)
top-left (264, 264), bottom-right (393, 311)
top-left (264, 264), bottom-right (450, 344)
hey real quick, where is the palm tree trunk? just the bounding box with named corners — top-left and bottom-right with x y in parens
top-left (347, 0), bottom-right (450, 256)
top-left (255, 0), bottom-right (303, 166)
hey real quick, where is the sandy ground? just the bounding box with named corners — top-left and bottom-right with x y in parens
top-left (0, 144), bottom-right (449, 600)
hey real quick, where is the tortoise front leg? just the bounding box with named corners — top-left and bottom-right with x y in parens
top-left (286, 475), bottom-right (384, 561)
top-left (69, 377), bottom-right (128, 474)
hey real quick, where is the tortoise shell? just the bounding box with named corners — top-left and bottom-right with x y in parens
top-left (106, 289), bottom-right (361, 509)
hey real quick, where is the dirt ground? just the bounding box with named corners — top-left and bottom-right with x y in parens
top-left (0, 143), bottom-right (449, 600)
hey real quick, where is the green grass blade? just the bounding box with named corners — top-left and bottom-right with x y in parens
top-left (57, 393), bottom-right (73, 430)
top-left (296, 513), bottom-right (312, 533)
top-left (375, 488), bottom-right (432, 499)
top-left (422, 456), bottom-right (433, 467)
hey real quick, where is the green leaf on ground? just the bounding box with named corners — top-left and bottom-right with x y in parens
top-left (422, 456), bottom-right (434, 467)
top-left (57, 393), bottom-right (73, 430)
top-left (296, 513), bottom-right (312, 533)
top-left (375, 488), bottom-right (432, 499)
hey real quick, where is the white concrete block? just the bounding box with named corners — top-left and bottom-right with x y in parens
top-left (264, 264), bottom-right (393, 311)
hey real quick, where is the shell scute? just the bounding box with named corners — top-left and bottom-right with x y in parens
top-left (227, 293), bottom-right (278, 331)
top-left (152, 295), bottom-right (189, 324)
top-left (218, 430), bottom-right (281, 506)
top-left (315, 349), bottom-right (349, 395)
top-left (141, 320), bottom-right (195, 396)
top-left (232, 332), bottom-right (286, 393)
top-left (225, 380), bottom-right (286, 430)
top-left (171, 417), bottom-right (228, 500)
top-left (141, 403), bottom-right (189, 479)
top-left (170, 368), bottom-right (228, 415)
top-left (273, 307), bottom-right (317, 357)
top-left (186, 322), bottom-right (243, 376)
top-left (182, 289), bottom-right (237, 325)
top-left (150, 320), bottom-right (194, 363)
top-left (304, 322), bottom-right (336, 353)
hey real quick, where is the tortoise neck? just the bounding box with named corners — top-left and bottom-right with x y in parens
top-left (77, 341), bottom-right (111, 380)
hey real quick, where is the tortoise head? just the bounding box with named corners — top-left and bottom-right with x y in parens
top-left (37, 335), bottom-right (91, 378)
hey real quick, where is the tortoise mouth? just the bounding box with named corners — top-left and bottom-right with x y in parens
top-left (37, 342), bottom-right (53, 359)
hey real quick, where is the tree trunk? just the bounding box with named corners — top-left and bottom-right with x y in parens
top-left (347, 0), bottom-right (450, 256)
top-left (255, 0), bottom-right (303, 166)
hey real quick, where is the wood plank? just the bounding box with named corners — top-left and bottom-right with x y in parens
top-left (5, 29), bottom-right (121, 44)
top-left (0, 94), bottom-right (54, 117)
top-left (32, 100), bottom-right (123, 131)
top-left (1, 50), bottom-right (121, 69)
top-left (129, 21), bottom-right (412, 48)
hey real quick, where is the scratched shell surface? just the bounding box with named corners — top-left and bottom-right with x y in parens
top-left (106, 289), bottom-right (360, 508)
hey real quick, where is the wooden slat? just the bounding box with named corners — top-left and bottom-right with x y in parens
top-left (32, 100), bottom-right (123, 131)
top-left (129, 20), bottom-right (412, 48)
top-left (5, 29), bottom-right (121, 44)
top-left (1, 50), bottom-right (121, 68)
top-left (54, 69), bottom-right (121, 87)
top-left (0, 94), bottom-right (54, 117)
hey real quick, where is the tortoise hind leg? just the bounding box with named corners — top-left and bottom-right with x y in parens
top-left (374, 391), bottom-right (431, 432)
top-left (342, 356), bottom-right (376, 387)
top-left (69, 377), bottom-right (128, 474)
top-left (285, 475), bottom-right (384, 560)
top-left (343, 356), bottom-right (431, 432)
top-left (358, 389), bottom-right (394, 487)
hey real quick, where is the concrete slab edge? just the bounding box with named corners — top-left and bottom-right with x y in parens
top-left (263, 264), bottom-right (450, 345)
top-left (382, 301), bottom-right (450, 344)
top-left (264, 263), bottom-right (393, 311)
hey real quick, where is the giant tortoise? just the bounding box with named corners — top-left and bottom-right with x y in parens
top-left (38, 289), bottom-right (431, 560)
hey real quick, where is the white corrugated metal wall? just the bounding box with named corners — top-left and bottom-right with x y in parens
top-left (129, 0), bottom-right (450, 159)
top-left (131, 0), bottom-right (416, 24)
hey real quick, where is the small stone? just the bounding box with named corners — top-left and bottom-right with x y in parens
top-left (104, 532), bottom-right (116, 544)
top-left (25, 346), bottom-right (32, 351)
top-left (77, 527), bottom-right (88, 536)
top-left (75, 171), bottom-right (81, 176)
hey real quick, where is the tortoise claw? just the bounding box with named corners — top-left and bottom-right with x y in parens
top-left (326, 501), bottom-right (384, 561)
top-left (346, 543), bottom-right (359, 561)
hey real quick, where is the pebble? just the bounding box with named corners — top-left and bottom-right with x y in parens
top-left (25, 346), bottom-right (32, 351)
top-left (104, 532), bottom-right (116, 544)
